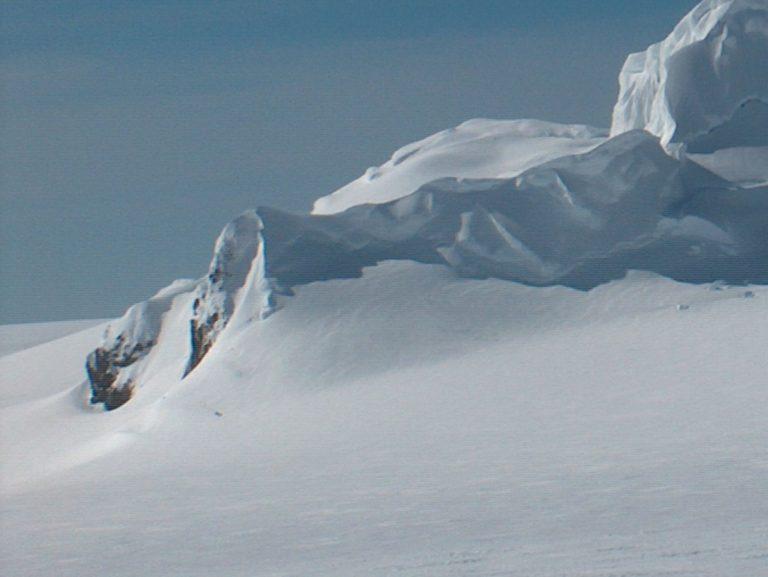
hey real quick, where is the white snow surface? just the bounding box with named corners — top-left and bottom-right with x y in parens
top-left (1, 262), bottom-right (767, 576)
top-left (313, 119), bottom-right (606, 214)
top-left (0, 321), bottom-right (110, 408)
top-left (0, 319), bottom-right (107, 357)
top-left (611, 0), bottom-right (768, 150)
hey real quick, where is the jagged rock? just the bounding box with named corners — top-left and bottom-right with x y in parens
top-left (85, 279), bottom-right (197, 410)
top-left (184, 211), bottom-right (266, 375)
top-left (85, 335), bottom-right (149, 410)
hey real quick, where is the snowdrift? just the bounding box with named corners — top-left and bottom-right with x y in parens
top-left (312, 119), bottom-right (607, 215)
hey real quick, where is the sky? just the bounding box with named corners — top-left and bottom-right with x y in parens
top-left (1, 0), bottom-right (700, 323)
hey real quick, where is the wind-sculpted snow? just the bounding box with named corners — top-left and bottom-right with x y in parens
top-left (685, 99), bottom-right (768, 186)
top-left (611, 0), bottom-right (768, 151)
top-left (313, 119), bottom-right (606, 214)
top-left (87, 130), bottom-right (768, 405)
top-left (84, 0), bottom-right (768, 407)
top-left (257, 131), bottom-right (762, 295)
top-left (10, 2), bottom-right (768, 573)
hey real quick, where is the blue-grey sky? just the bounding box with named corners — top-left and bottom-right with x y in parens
top-left (1, 0), bottom-right (698, 323)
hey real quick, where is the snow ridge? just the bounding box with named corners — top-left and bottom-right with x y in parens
top-left (313, 119), bottom-right (607, 215)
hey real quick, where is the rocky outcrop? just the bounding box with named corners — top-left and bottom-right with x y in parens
top-left (85, 336), bottom-right (151, 410)
top-left (85, 279), bottom-right (197, 411)
top-left (184, 211), bottom-right (265, 375)
top-left (187, 308), bottom-right (218, 378)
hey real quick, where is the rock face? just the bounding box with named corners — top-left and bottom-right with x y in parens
top-left (85, 337), bottom-right (149, 410)
top-left (84, 279), bottom-right (197, 410)
top-left (611, 0), bottom-right (768, 151)
top-left (185, 211), bottom-right (266, 375)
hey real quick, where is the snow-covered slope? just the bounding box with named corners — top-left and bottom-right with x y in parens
top-left (313, 119), bottom-right (606, 214)
top-left (0, 320), bottom-right (109, 409)
top-left (80, 130), bottom-right (768, 412)
top-left (0, 319), bottom-right (106, 358)
top-left (2, 263), bottom-right (767, 576)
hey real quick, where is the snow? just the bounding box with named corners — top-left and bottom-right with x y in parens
top-left (313, 119), bottom-right (606, 215)
top-left (100, 278), bottom-right (197, 353)
top-left (194, 210), bottom-right (264, 327)
top-left (0, 319), bottom-right (106, 357)
top-left (688, 146), bottom-right (768, 187)
top-left (1, 262), bottom-right (767, 576)
top-left (3, 1), bottom-right (768, 575)
top-left (252, 131), bottom-right (765, 304)
top-left (611, 0), bottom-right (768, 151)
top-left (0, 321), bottom-right (109, 408)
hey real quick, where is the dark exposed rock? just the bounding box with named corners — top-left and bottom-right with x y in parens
top-left (85, 335), bottom-right (151, 411)
top-left (185, 312), bottom-right (219, 376)
top-left (183, 211), bottom-right (264, 376)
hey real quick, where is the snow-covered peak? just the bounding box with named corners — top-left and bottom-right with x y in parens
top-left (313, 119), bottom-right (606, 215)
top-left (611, 0), bottom-right (768, 150)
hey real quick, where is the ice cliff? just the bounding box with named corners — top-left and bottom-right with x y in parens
top-left (611, 0), bottom-right (768, 153)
